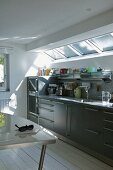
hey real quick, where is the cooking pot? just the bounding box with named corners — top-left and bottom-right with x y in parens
top-left (74, 87), bottom-right (81, 99)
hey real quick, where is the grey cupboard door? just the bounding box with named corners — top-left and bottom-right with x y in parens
top-left (82, 106), bottom-right (103, 152)
top-left (102, 109), bottom-right (113, 159)
top-left (69, 103), bottom-right (84, 144)
top-left (54, 102), bottom-right (67, 136)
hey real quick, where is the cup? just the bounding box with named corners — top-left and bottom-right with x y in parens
top-left (102, 91), bottom-right (111, 105)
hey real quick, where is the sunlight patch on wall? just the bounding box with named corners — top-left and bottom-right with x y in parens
top-left (9, 93), bottom-right (17, 109)
top-left (25, 52), bottom-right (53, 77)
top-left (33, 52), bottom-right (53, 68)
top-left (25, 66), bottom-right (38, 77)
top-left (15, 80), bottom-right (23, 91)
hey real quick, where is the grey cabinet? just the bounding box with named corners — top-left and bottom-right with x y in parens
top-left (68, 103), bottom-right (84, 144)
top-left (54, 102), bottom-right (67, 136)
top-left (102, 109), bottom-right (113, 159)
top-left (38, 99), bottom-right (54, 130)
top-left (82, 106), bottom-right (103, 152)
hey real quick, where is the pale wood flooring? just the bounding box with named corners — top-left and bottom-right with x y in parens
top-left (0, 139), bottom-right (113, 170)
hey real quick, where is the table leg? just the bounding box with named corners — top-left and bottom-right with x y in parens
top-left (38, 145), bottom-right (46, 170)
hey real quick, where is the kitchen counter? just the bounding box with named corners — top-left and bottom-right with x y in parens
top-left (38, 95), bottom-right (113, 109)
top-left (34, 94), bottom-right (113, 167)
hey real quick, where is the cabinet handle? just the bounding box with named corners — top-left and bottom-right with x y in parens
top-left (39, 106), bottom-right (54, 112)
top-left (104, 111), bottom-right (113, 115)
top-left (85, 128), bottom-right (100, 135)
top-left (104, 119), bottom-right (113, 124)
top-left (54, 101), bottom-right (64, 105)
top-left (38, 102), bottom-right (54, 107)
top-left (28, 112), bottom-right (39, 117)
top-left (85, 107), bottom-right (98, 112)
top-left (104, 143), bottom-right (113, 149)
top-left (104, 127), bottom-right (113, 132)
top-left (39, 117), bottom-right (54, 122)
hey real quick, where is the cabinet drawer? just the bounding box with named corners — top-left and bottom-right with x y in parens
top-left (38, 107), bottom-right (54, 120)
top-left (83, 128), bottom-right (102, 151)
top-left (103, 128), bottom-right (113, 159)
top-left (39, 99), bottom-right (54, 105)
top-left (104, 110), bottom-right (113, 122)
top-left (104, 120), bottom-right (113, 130)
top-left (39, 117), bottom-right (54, 130)
top-left (38, 103), bottom-right (54, 110)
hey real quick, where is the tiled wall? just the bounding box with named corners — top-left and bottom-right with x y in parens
top-left (81, 73), bottom-right (113, 100)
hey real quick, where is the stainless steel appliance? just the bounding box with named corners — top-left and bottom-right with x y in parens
top-left (48, 84), bottom-right (57, 95)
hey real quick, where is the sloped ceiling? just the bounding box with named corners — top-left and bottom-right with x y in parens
top-left (0, 0), bottom-right (113, 51)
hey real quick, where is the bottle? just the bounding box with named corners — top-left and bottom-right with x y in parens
top-left (59, 86), bottom-right (63, 96)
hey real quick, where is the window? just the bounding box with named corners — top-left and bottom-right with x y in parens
top-left (70, 41), bottom-right (98, 55)
top-left (0, 54), bottom-right (9, 91)
top-left (89, 34), bottom-right (113, 52)
top-left (56, 45), bottom-right (79, 58)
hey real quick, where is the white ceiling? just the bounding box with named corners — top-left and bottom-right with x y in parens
top-left (1, 0), bottom-right (113, 47)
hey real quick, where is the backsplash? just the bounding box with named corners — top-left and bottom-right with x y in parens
top-left (76, 73), bottom-right (113, 100)
top-left (39, 70), bottom-right (113, 101)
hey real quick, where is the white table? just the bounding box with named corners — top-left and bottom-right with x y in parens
top-left (0, 113), bottom-right (57, 170)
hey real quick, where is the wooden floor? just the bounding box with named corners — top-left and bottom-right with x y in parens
top-left (0, 139), bottom-right (113, 170)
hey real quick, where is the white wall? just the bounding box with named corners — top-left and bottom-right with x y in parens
top-left (0, 43), bottom-right (39, 118)
top-left (51, 53), bottom-right (113, 71)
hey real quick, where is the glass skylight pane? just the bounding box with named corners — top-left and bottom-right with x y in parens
top-left (56, 46), bottom-right (78, 58)
top-left (90, 34), bottom-right (113, 51)
top-left (71, 41), bottom-right (97, 55)
top-left (45, 50), bottom-right (64, 60)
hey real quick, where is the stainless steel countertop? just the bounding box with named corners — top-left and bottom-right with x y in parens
top-left (38, 95), bottom-right (113, 109)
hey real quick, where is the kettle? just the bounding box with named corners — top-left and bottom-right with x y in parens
top-left (74, 87), bottom-right (81, 99)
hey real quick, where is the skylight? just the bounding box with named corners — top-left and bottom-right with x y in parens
top-left (44, 32), bottom-right (113, 60)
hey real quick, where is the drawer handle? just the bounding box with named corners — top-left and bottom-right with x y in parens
top-left (104, 111), bottom-right (113, 115)
top-left (85, 108), bottom-right (98, 112)
top-left (38, 102), bottom-right (54, 107)
top-left (85, 128), bottom-right (100, 135)
top-left (28, 112), bottom-right (38, 117)
top-left (104, 119), bottom-right (113, 124)
top-left (39, 117), bottom-right (54, 122)
top-left (104, 127), bottom-right (113, 132)
top-left (54, 101), bottom-right (64, 105)
top-left (39, 106), bottom-right (54, 112)
top-left (104, 143), bottom-right (113, 149)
